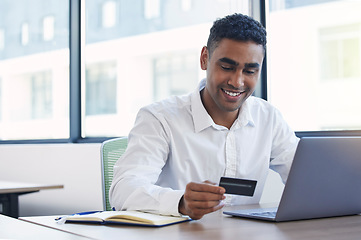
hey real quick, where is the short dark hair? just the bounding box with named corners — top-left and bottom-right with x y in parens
top-left (206, 13), bottom-right (267, 57)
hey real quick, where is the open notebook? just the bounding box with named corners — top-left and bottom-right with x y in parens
top-left (56, 210), bottom-right (191, 227)
top-left (224, 137), bottom-right (361, 222)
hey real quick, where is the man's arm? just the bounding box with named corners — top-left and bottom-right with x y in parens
top-left (269, 108), bottom-right (300, 183)
top-left (110, 107), bottom-right (226, 219)
top-left (109, 107), bottom-right (184, 216)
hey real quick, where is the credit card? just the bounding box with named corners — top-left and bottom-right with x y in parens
top-left (219, 177), bottom-right (257, 196)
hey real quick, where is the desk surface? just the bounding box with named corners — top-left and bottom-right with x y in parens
top-left (0, 214), bottom-right (88, 240)
top-left (20, 204), bottom-right (361, 240)
top-left (0, 181), bottom-right (63, 194)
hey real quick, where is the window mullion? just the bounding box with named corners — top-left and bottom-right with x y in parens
top-left (69, 0), bottom-right (82, 143)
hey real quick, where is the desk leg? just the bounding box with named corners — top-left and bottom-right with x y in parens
top-left (0, 193), bottom-right (19, 218)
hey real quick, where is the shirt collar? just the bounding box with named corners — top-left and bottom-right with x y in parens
top-left (191, 79), bottom-right (256, 133)
top-left (191, 79), bottom-right (214, 133)
top-left (233, 98), bottom-right (255, 129)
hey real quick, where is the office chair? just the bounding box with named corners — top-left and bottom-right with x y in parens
top-left (100, 137), bottom-right (128, 211)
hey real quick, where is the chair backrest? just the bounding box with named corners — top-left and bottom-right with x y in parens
top-left (100, 137), bottom-right (128, 211)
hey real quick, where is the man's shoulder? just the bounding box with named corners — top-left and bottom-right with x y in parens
top-left (141, 94), bottom-right (192, 117)
top-left (246, 96), bottom-right (286, 123)
top-left (247, 96), bottom-right (276, 111)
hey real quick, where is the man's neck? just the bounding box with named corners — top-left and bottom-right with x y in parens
top-left (200, 89), bottom-right (239, 129)
top-left (211, 109), bottom-right (239, 129)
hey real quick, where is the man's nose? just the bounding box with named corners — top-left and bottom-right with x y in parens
top-left (227, 71), bottom-right (245, 89)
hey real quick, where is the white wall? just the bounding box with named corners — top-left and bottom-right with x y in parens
top-left (0, 143), bottom-right (103, 217)
top-left (0, 143), bottom-right (284, 217)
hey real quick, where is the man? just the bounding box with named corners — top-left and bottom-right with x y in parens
top-left (109, 13), bottom-right (299, 220)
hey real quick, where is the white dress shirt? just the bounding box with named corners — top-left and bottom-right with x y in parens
top-left (109, 79), bottom-right (299, 216)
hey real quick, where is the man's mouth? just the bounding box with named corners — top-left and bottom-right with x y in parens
top-left (222, 89), bottom-right (245, 97)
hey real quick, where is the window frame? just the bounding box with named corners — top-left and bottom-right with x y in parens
top-left (264, 0), bottom-right (361, 138)
top-left (0, 0), bottom-right (360, 145)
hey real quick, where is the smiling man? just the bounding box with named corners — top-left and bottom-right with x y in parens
top-left (110, 13), bottom-right (299, 220)
top-left (200, 39), bottom-right (264, 129)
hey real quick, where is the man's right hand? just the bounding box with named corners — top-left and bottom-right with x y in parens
top-left (178, 181), bottom-right (226, 220)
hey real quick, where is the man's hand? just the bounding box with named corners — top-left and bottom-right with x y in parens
top-left (178, 181), bottom-right (226, 220)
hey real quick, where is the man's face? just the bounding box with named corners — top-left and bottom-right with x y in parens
top-left (200, 39), bottom-right (264, 115)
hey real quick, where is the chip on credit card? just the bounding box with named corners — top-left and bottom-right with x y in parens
top-left (219, 177), bottom-right (257, 196)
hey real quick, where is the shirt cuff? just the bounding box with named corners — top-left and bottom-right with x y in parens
top-left (159, 189), bottom-right (185, 216)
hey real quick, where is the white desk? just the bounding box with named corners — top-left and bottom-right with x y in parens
top-left (0, 214), bottom-right (88, 239)
top-left (0, 181), bottom-right (63, 218)
top-left (20, 204), bottom-right (361, 240)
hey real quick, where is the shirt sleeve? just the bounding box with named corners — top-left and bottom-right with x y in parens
top-left (109, 107), bottom-right (184, 216)
top-left (269, 108), bottom-right (300, 183)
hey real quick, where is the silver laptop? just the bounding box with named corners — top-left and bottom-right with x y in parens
top-left (223, 137), bottom-right (361, 222)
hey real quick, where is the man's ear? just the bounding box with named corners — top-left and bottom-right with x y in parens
top-left (200, 46), bottom-right (208, 70)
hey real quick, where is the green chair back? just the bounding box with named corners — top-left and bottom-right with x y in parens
top-left (100, 137), bottom-right (128, 211)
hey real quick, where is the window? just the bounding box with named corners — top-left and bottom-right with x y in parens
top-left (0, 78), bottom-right (2, 121)
top-left (267, 0), bottom-right (361, 132)
top-left (102, 1), bottom-right (117, 28)
top-left (320, 24), bottom-right (360, 80)
top-left (0, 29), bottom-right (4, 50)
top-left (1, 0), bottom-right (360, 144)
top-left (0, 1), bottom-right (69, 141)
top-left (154, 53), bottom-right (198, 101)
top-left (43, 16), bottom-right (55, 41)
top-left (84, 0), bottom-right (251, 137)
top-left (181, 0), bottom-right (192, 12)
top-left (85, 61), bottom-right (117, 116)
top-left (144, 0), bottom-right (160, 19)
top-left (31, 71), bottom-right (53, 119)
top-left (21, 23), bottom-right (29, 46)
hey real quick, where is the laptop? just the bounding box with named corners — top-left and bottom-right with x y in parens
top-left (223, 136), bottom-right (361, 222)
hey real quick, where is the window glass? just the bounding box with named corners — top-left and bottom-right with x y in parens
top-left (154, 53), bottom-right (198, 101)
top-left (0, 78), bottom-right (2, 121)
top-left (43, 16), bottom-right (55, 41)
top-left (0, 29), bottom-right (4, 50)
top-left (267, 0), bottom-right (361, 131)
top-left (0, 0), bottom-right (69, 140)
top-left (85, 61), bottom-right (117, 116)
top-left (21, 23), bottom-right (29, 46)
top-left (31, 71), bottom-right (53, 119)
top-left (182, 0), bottom-right (192, 12)
top-left (102, 1), bottom-right (117, 28)
top-left (144, 0), bottom-right (160, 19)
top-left (84, 0), bottom-right (252, 137)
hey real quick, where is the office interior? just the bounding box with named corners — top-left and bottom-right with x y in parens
top-left (1, 0), bottom-right (360, 217)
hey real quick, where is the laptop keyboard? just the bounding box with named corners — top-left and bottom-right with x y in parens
top-left (223, 207), bottom-right (278, 220)
top-left (248, 211), bottom-right (277, 218)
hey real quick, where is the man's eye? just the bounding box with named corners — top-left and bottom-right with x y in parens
top-left (221, 65), bottom-right (234, 71)
top-left (245, 70), bottom-right (255, 74)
